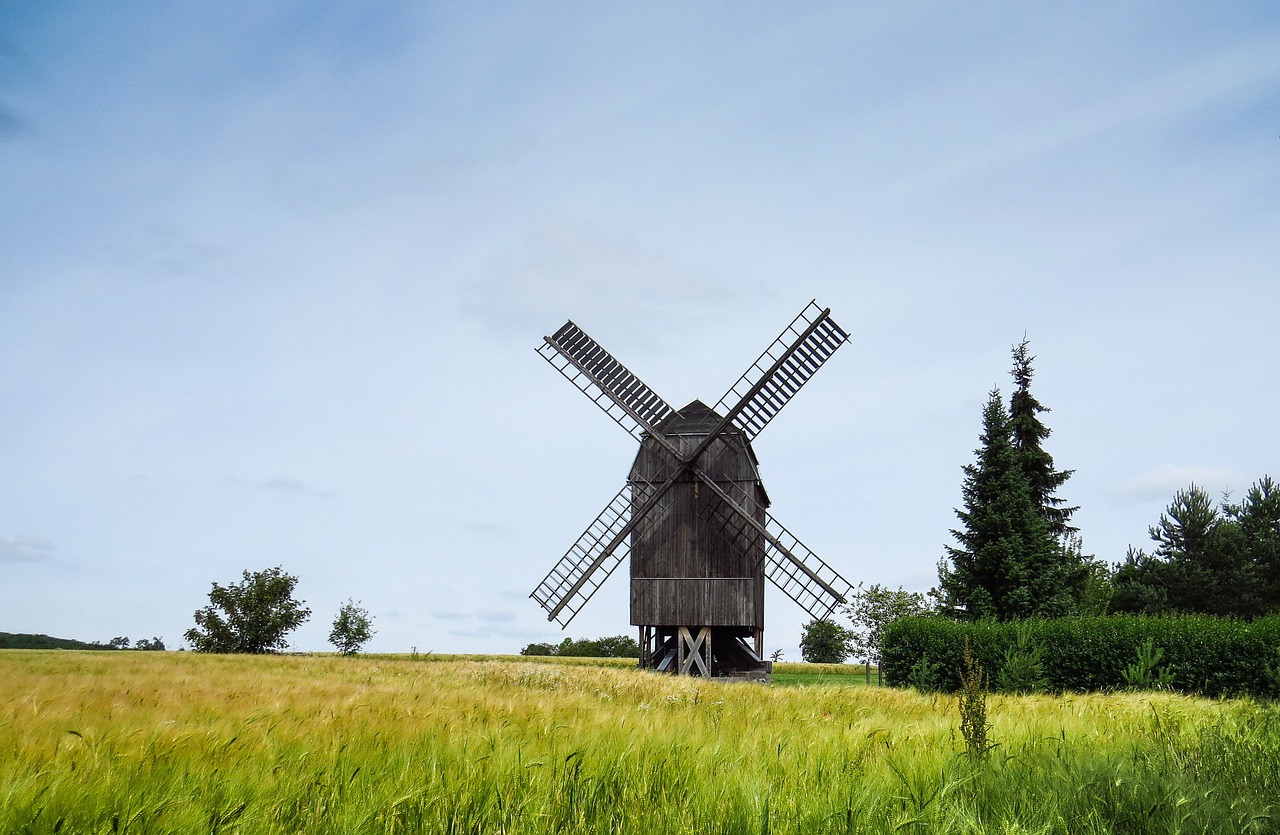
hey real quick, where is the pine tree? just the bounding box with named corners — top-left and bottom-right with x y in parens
top-left (1008, 338), bottom-right (1078, 539)
top-left (1111, 482), bottom-right (1272, 617)
top-left (937, 390), bottom-right (1068, 620)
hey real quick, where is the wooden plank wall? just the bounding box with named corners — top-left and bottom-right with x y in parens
top-left (629, 427), bottom-right (767, 628)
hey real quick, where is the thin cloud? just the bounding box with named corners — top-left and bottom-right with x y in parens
top-left (102, 228), bottom-right (231, 279)
top-left (227, 476), bottom-right (333, 498)
top-left (461, 217), bottom-right (750, 345)
top-left (0, 536), bottom-right (54, 563)
top-left (0, 37), bottom-right (30, 140)
top-left (446, 624), bottom-right (541, 640)
top-left (1116, 465), bottom-right (1250, 502)
top-left (891, 31), bottom-right (1280, 200)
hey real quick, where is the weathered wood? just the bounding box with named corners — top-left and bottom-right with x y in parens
top-left (677, 627), bottom-right (710, 676)
top-left (629, 401), bottom-right (766, 629)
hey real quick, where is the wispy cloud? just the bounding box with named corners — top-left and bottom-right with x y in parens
top-left (892, 31), bottom-right (1280, 200)
top-left (446, 624), bottom-right (541, 640)
top-left (0, 536), bottom-right (54, 563)
top-left (102, 227), bottom-right (230, 279)
top-left (430, 608), bottom-right (516, 624)
top-left (0, 37), bottom-right (30, 140)
top-left (227, 476), bottom-right (333, 498)
top-left (1116, 465), bottom-right (1250, 502)
top-left (461, 217), bottom-right (751, 344)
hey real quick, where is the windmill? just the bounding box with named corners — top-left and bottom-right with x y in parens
top-left (530, 301), bottom-right (855, 678)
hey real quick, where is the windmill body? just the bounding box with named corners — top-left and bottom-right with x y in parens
top-left (530, 301), bottom-right (855, 678)
top-left (630, 400), bottom-right (768, 675)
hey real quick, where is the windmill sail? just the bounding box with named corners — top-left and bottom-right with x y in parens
top-left (694, 473), bottom-right (853, 619)
top-left (530, 459), bottom-right (682, 627)
top-left (760, 515), bottom-right (854, 620)
top-left (538, 322), bottom-right (675, 442)
top-left (530, 483), bottom-right (635, 627)
top-left (713, 301), bottom-right (848, 440)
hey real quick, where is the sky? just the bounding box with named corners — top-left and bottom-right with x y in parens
top-left (1, 2), bottom-right (1278, 658)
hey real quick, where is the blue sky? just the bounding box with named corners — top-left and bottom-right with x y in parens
top-left (2, 2), bottom-right (1278, 656)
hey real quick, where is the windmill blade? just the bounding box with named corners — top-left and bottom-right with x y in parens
top-left (694, 471), bottom-right (854, 620)
top-left (538, 321), bottom-right (676, 443)
top-left (530, 462), bottom-right (682, 627)
top-left (761, 518), bottom-right (855, 621)
top-left (530, 483), bottom-right (635, 628)
top-left (713, 301), bottom-right (848, 440)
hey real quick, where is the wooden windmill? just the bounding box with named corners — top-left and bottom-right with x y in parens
top-left (530, 301), bottom-right (855, 677)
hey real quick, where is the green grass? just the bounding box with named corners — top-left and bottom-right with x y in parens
top-left (772, 661), bottom-right (876, 687)
top-left (2, 651), bottom-right (1278, 833)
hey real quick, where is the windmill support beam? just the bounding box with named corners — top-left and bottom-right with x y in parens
top-left (677, 627), bottom-right (711, 677)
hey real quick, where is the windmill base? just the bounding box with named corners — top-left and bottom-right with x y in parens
top-left (638, 625), bottom-right (771, 680)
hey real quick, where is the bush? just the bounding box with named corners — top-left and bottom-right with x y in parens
top-left (906, 653), bottom-right (945, 693)
top-left (1121, 637), bottom-right (1173, 690)
top-left (882, 614), bottom-right (1280, 697)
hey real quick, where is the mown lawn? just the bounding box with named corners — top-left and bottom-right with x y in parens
top-left (2, 651), bottom-right (1277, 833)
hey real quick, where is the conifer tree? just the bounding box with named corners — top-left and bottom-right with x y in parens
top-left (1008, 338), bottom-right (1078, 539)
top-left (937, 390), bottom-right (1068, 620)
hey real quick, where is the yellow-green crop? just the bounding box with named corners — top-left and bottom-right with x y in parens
top-left (2, 651), bottom-right (1277, 833)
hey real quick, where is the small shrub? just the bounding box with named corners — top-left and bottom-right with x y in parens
top-left (907, 653), bottom-right (944, 693)
top-left (995, 623), bottom-right (1048, 694)
top-left (1266, 646), bottom-right (1280, 698)
top-left (1121, 637), bottom-right (1174, 691)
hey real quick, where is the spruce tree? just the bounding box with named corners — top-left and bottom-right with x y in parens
top-left (1008, 338), bottom-right (1078, 538)
top-left (937, 390), bottom-right (1068, 620)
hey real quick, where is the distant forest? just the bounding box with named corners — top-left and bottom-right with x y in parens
top-left (0, 633), bottom-right (166, 651)
top-left (0, 632), bottom-right (111, 650)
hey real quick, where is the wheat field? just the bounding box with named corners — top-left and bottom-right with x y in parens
top-left (2, 651), bottom-right (1277, 833)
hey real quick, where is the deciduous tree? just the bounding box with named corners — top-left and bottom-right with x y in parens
top-left (184, 566), bottom-right (310, 654)
top-left (799, 618), bottom-right (853, 663)
top-left (329, 599), bottom-right (375, 656)
top-left (843, 583), bottom-right (931, 669)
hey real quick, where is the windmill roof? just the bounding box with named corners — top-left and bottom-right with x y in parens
top-left (657, 399), bottom-right (729, 435)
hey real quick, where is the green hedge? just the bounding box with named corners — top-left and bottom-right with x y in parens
top-left (880, 615), bottom-right (1280, 697)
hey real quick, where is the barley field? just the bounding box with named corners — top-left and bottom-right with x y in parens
top-left (2, 651), bottom-right (1277, 834)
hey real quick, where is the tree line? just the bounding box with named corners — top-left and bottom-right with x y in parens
top-left (801, 338), bottom-right (1279, 664)
top-left (520, 635), bottom-right (640, 658)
